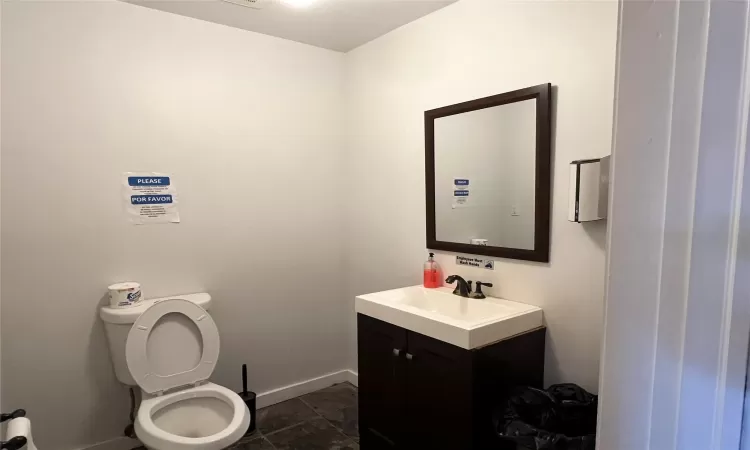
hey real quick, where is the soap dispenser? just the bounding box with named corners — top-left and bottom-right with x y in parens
top-left (423, 253), bottom-right (443, 288)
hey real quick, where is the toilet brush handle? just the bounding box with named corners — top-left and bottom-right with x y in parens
top-left (1, 436), bottom-right (27, 450)
top-left (242, 364), bottom-right (248, 396)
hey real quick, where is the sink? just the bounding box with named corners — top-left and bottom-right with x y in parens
top-left (355, 286), bottom-right (543, 349)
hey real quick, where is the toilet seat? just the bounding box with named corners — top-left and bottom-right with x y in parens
top-left (126, 298), bottom-right (220, 394)
top-left (135, 382), bottom-right (250, 450)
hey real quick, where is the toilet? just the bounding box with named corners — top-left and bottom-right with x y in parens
top-left (100, 293), bottom-right (250, 450)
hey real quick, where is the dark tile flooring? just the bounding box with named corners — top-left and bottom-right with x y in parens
top-left (230, 383), bottom-right (359, 450)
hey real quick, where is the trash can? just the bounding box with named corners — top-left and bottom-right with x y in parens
top-left (494, 384), bottom-right (598, 450)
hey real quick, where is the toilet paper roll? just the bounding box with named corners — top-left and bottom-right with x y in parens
top-left (7, 418), bottom-right (38, 450)
top-left (108, 282), bottom-right (142, 308)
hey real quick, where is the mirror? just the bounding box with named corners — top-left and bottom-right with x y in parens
top-left (425, 84), bottom-right (551, 262)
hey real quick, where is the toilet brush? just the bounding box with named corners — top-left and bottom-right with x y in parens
top-left (238, 364), bottom-right (257, 435)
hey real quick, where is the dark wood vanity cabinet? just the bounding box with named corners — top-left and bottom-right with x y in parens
top-left (357, 314), bottom-right (546, 450)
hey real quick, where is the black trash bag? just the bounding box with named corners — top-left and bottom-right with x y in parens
top-left (494, 384), bottom-right (597, 450)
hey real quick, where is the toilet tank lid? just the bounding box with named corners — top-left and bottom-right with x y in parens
top-left (100, 293), bottom-right (212, 324)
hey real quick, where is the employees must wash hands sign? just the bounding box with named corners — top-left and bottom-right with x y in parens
top-left (123, 172), bottom-right (180, 224)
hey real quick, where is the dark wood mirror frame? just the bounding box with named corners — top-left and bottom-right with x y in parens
top-left (425, 83), bottom-right (552, 262)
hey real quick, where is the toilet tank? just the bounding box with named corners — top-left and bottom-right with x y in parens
top-left (99, 292), bottom-right (212, 386)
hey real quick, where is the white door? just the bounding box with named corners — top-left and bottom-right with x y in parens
top-left (599, 1), bottom-right (750, 450)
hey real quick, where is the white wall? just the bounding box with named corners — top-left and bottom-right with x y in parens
top-left (344, 0), bottom-right (616, 392)
top-left (434, 99), bottom-right (537, 249)
top-left (1, 3), bottom-right (347, 449)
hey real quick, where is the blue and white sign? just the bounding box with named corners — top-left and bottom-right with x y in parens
top-left (453, 177), bottom-right (471, 208)
top-left (131, 195), bottom-right (173, 205)
top-left (128, 176), bottom-right (171, 187)
top-left (123, 172), bottom-right (180, 224)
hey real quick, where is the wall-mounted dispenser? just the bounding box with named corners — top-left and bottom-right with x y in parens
top-left (568, 156), bottom-right (610, 222)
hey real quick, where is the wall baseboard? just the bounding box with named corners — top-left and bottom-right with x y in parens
top-left (256, 369), bottom-right (358, 408)
top-left (344, 370), bottom-right (359, 387)
top-left (78, 437), bottom-right (140, 450)
top-left (80, 369), bottom-right (359, 450)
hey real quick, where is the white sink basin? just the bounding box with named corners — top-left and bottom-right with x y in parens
top-left (355, 286), bottom-right (543, 349)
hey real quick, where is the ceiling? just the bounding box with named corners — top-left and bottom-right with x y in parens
top-left (127, 0), bottom-right (458, 52)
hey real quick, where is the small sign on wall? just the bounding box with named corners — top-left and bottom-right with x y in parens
top-left (123, 172), bottom-right (180, 224)
top-left (453, 177), bottom-right (471, 208)
top-left (456, 255), bottom-right (494, 270)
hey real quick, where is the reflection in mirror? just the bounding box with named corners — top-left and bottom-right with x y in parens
top-left (425, 83), bottom-right (551, 262)
top-left (434, 99), bottom-right (537, 250)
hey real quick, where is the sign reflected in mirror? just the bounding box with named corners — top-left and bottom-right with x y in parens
top-left (425, 84), bottom-right (552, 262)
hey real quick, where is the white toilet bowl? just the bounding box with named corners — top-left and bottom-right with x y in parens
top-left (98, 296), bottom-right (251, 450)
top-left (135, 383), bottom-right (250, 450)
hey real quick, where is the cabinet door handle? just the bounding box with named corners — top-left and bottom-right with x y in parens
top-left (393, 348), bottom-right (402, 357)
top-left (405, 352), bottom-right (414, 361)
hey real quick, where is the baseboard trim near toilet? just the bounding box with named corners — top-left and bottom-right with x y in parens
top-left (256, 369), bottom-right (358, 409)
top-left (79, 436), bottom-right (141, 450)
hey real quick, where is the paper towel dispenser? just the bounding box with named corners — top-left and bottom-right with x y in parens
top-left (569, 156), bottom-right (610, 222)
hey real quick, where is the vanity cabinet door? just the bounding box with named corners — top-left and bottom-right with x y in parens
top-left (358, 315), bottom-right (408, 449)
top-left (404, 331), bottom-right (474, 449)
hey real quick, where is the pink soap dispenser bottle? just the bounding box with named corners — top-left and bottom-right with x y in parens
top-left (423, 252), bottom-right (443, 288)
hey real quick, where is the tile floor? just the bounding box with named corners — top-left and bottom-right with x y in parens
top-left (230, 383), bottom-right (359, 450)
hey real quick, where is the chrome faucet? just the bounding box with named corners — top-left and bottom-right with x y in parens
top-left (445, 275), bottom-right (472, 297)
